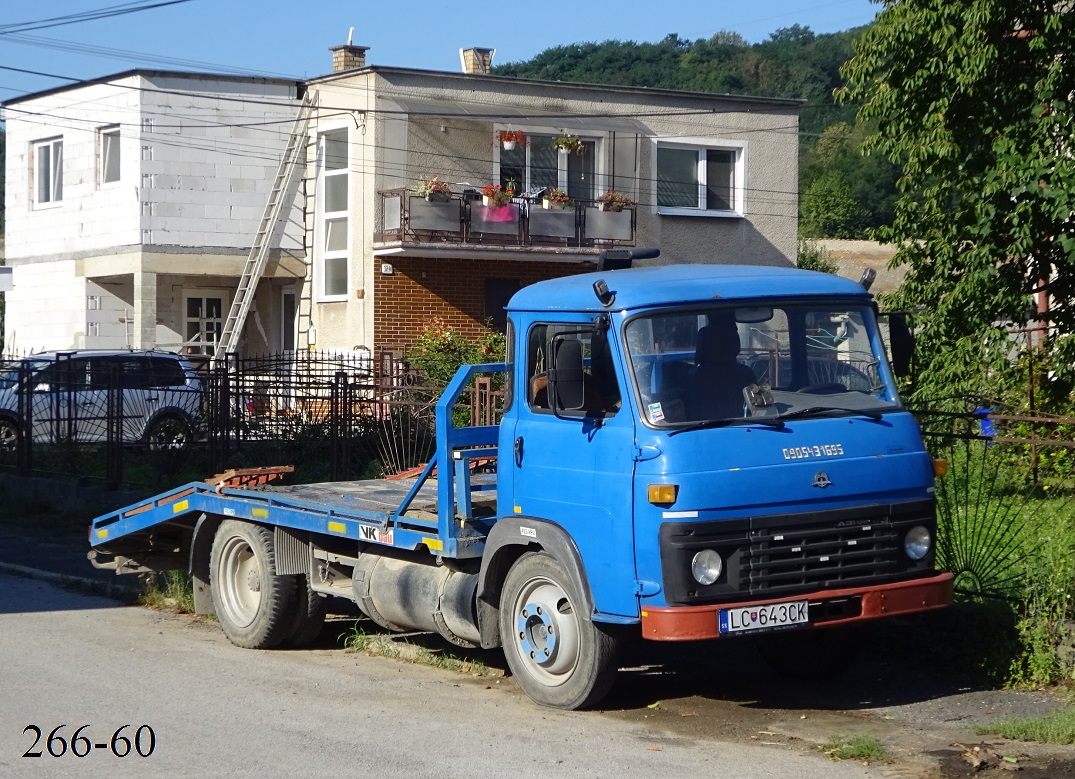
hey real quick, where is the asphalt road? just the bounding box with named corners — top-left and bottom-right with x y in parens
top-left (0, 574), bottom-right (882, 779)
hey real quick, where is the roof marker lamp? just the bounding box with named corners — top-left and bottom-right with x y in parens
top-left (593, 279), bottom-right (615, 308)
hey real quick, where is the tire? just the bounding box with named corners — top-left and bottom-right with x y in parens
top-left (754, 625), bottom-right (859, 680)
top-left (210, 520), bottom-right (297, 649)
top-left (144, 414), bottom-right (192, 451)
top-left (281, 575), bottom-right (327, 647)
top-left (498, 552), bottom-right (618, 710)
top-left (0, 418), bottom-right (19, 452)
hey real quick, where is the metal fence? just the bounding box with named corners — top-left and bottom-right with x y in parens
top-left (0, 350), bottom-right (505, 491)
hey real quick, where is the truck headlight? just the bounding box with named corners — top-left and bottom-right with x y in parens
top-left (691, 549), bottom-right (723, 585)
top-left (904, 525), bottom-right (931, 561)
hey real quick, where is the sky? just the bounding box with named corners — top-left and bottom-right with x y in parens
top-left (0, 0), bottom-right (881, 103)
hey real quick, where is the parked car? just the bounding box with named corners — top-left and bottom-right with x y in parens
top-left (0, 350), bottom-right (203, 451)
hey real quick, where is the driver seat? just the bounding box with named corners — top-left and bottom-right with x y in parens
top-left (687, 323), bottom-right (756, 420)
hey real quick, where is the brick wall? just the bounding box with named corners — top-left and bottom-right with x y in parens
top-left (373, 257), bottom-right (596, 351)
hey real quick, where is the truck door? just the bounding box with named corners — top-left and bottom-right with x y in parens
top-left (509, 320), bottom-right (639, 619)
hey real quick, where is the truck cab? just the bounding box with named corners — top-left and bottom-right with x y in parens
top-left (484, 264), bottom-right (950, 706)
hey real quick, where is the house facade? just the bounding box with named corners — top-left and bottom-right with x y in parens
top-left (2, 48), bottom-right (800, 359)
top-left (304, 47), bottom-right (800, 355)
top-left (1, 71), bottom-right (305, 355)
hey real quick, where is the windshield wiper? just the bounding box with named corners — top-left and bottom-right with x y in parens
top-left (669, 416), bottom-right (786, 436)
top-left (776, 405), bottom-right (884, 422)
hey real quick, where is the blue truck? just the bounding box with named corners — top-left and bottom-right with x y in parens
top-left (89, 261), bottom-right (953, 710)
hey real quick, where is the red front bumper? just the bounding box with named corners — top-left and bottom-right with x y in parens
top-left (640, 572), bottom-right (954, 641)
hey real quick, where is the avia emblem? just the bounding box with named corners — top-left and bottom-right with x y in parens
top-left (812, 471), bottom-right (832, 489)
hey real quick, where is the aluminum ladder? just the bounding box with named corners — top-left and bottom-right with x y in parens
top-left (214, 91), bottom-right (315, 364)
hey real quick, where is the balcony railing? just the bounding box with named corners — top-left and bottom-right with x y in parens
top-left (375, 189), bottom-right (636, 250)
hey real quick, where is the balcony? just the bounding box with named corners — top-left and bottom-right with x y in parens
top-left (374, 189), bottom-right (636, 260)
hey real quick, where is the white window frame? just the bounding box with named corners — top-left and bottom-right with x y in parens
top-left (654, 137), bottom-right (747, 218)
top-left (315, 125), bottom-right (350, 303)
top-left (183, 291), bottom-right (229, 355)
top-left (493, 126), bottom-right (605, 200)
top-left (32, 137), bottom-right (64, 208)
top-left (98, 125), bottom-right (121, 187)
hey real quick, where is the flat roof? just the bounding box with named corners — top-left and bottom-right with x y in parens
top-left (308, 64), bottom-right (804, 109)
top-left (3, 69), bottom-right (303, 107)
top-left (508, 264), bottom-right (871, 313)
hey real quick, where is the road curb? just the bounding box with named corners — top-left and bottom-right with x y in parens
top-left (0, 561), bottom-right (137, 598)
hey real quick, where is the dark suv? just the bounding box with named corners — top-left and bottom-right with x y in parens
top-left (0, 350), bottom-right (203, 450)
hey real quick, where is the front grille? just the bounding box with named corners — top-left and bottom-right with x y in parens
top-left (746, 521), bottom-right (899, 596)
top-left (658, 499), bottom-right (935, 606)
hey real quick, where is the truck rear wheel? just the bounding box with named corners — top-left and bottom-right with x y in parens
top-left (210, 520), bottom-right (296, 649)
top-left (281, 575), bottom-right (327, 647)
top-left (499, 552), bottom-right (618, 710)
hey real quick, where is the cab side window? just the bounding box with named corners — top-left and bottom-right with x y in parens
top-left (526, 324), bottom-right (621, 417)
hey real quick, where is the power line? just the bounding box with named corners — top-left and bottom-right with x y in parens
top-left (0, 1), bottom-right (199, 35)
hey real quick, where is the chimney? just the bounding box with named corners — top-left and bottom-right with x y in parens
top-left (330, 44), bottom-right (368, 73)
top-left (459, 48), bottom-right (495, 75)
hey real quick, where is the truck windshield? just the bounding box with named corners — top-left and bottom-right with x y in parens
top-left (623, 303), bottom-right (901, 427)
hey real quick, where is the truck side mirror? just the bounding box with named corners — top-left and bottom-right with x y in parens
top-left (549, 338), bottom-right (585, 411)
top-left (886, 312), bottom-right (914, 378)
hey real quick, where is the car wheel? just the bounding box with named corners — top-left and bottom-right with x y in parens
top-left (0, 418), bottom-right (19, 452)
top-left (144, 415), bottom-right (192, 451)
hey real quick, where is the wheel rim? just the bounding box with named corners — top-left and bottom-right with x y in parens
top-left (217, 536), bottom-right (262, 629)
top-left (511, 577), bottom-right (581, 687)
top-left (0, 422), bottom-right (16, 451)
top-left (148, 420), bottom-right (187, 450)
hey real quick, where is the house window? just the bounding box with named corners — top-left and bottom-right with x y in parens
top-left (33, 138), bottom-right (63, 206)
top-left (318, 128), bottom-right (349, 300)
top-left (484, 278), bottom-right (521, 332)
top-left (185, 294), bottom-right (225, 355)
top-left (656, 142), bottom-right (745, 216)
top-left (499, 133), bottom-right (596, 202)
top-left (99, 126), bottom-right (121, 186)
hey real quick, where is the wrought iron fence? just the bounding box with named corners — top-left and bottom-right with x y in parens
top-left (0, 350), bottom-right (505, 492)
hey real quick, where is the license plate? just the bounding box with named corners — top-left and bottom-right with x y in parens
top-left (719, 600), bottom-right (809, 634)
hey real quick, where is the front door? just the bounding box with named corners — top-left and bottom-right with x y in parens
top-left (508, 319), bottom-right (638, 618)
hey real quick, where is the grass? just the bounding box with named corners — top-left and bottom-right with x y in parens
top-left (139, 570), bottom-right (196, 613)
top-left (975, 708), bottom-right (1075, 745)
top-left (818, 735), bottom-right (889, 762)
top-left (342, 620), bottom-right (488, 676)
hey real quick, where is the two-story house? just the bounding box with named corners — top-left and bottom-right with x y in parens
top-left (1, 71), bottom-right (305, 354)
top-left (2, 46), bottom-right (801, 359)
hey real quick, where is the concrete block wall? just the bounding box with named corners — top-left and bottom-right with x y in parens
top-left (6, 262), bottom-right (88, 351)
top-left (138, 75), bottom-right (303, 254)
top-left (3, 73), bottom-right (304, 264)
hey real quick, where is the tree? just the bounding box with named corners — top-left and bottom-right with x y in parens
top-left (840, 0), bottom-right (1075, 402)
top-left (800, 171), bottom-right (868, 238)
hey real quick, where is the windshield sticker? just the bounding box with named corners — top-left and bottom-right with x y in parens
top-left (783, 444), bottom-right (844, 460)
top-left (648, 402), bottom-right (665, 422)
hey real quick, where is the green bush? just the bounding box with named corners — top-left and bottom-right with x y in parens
top-left (796, 239), bottom-right (839, 274)
top-left (407, 318), bottom-right (505, 387)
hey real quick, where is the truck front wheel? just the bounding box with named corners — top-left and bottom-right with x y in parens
top-left (499, 552), bottom-right (618, 710)
top-left (210, 520), bottom-right (296, 649)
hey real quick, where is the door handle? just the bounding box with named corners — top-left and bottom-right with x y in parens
top-left (514, 436), bottom-right (524, 467)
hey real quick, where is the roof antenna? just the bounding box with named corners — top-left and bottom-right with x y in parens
top-left (347, 27), bottom-right (354, 46)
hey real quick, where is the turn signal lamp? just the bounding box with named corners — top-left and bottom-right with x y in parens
top-left (647, 484), bottom-right (677, 505)
top-left (933, 459), bottom-right (948, 477)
